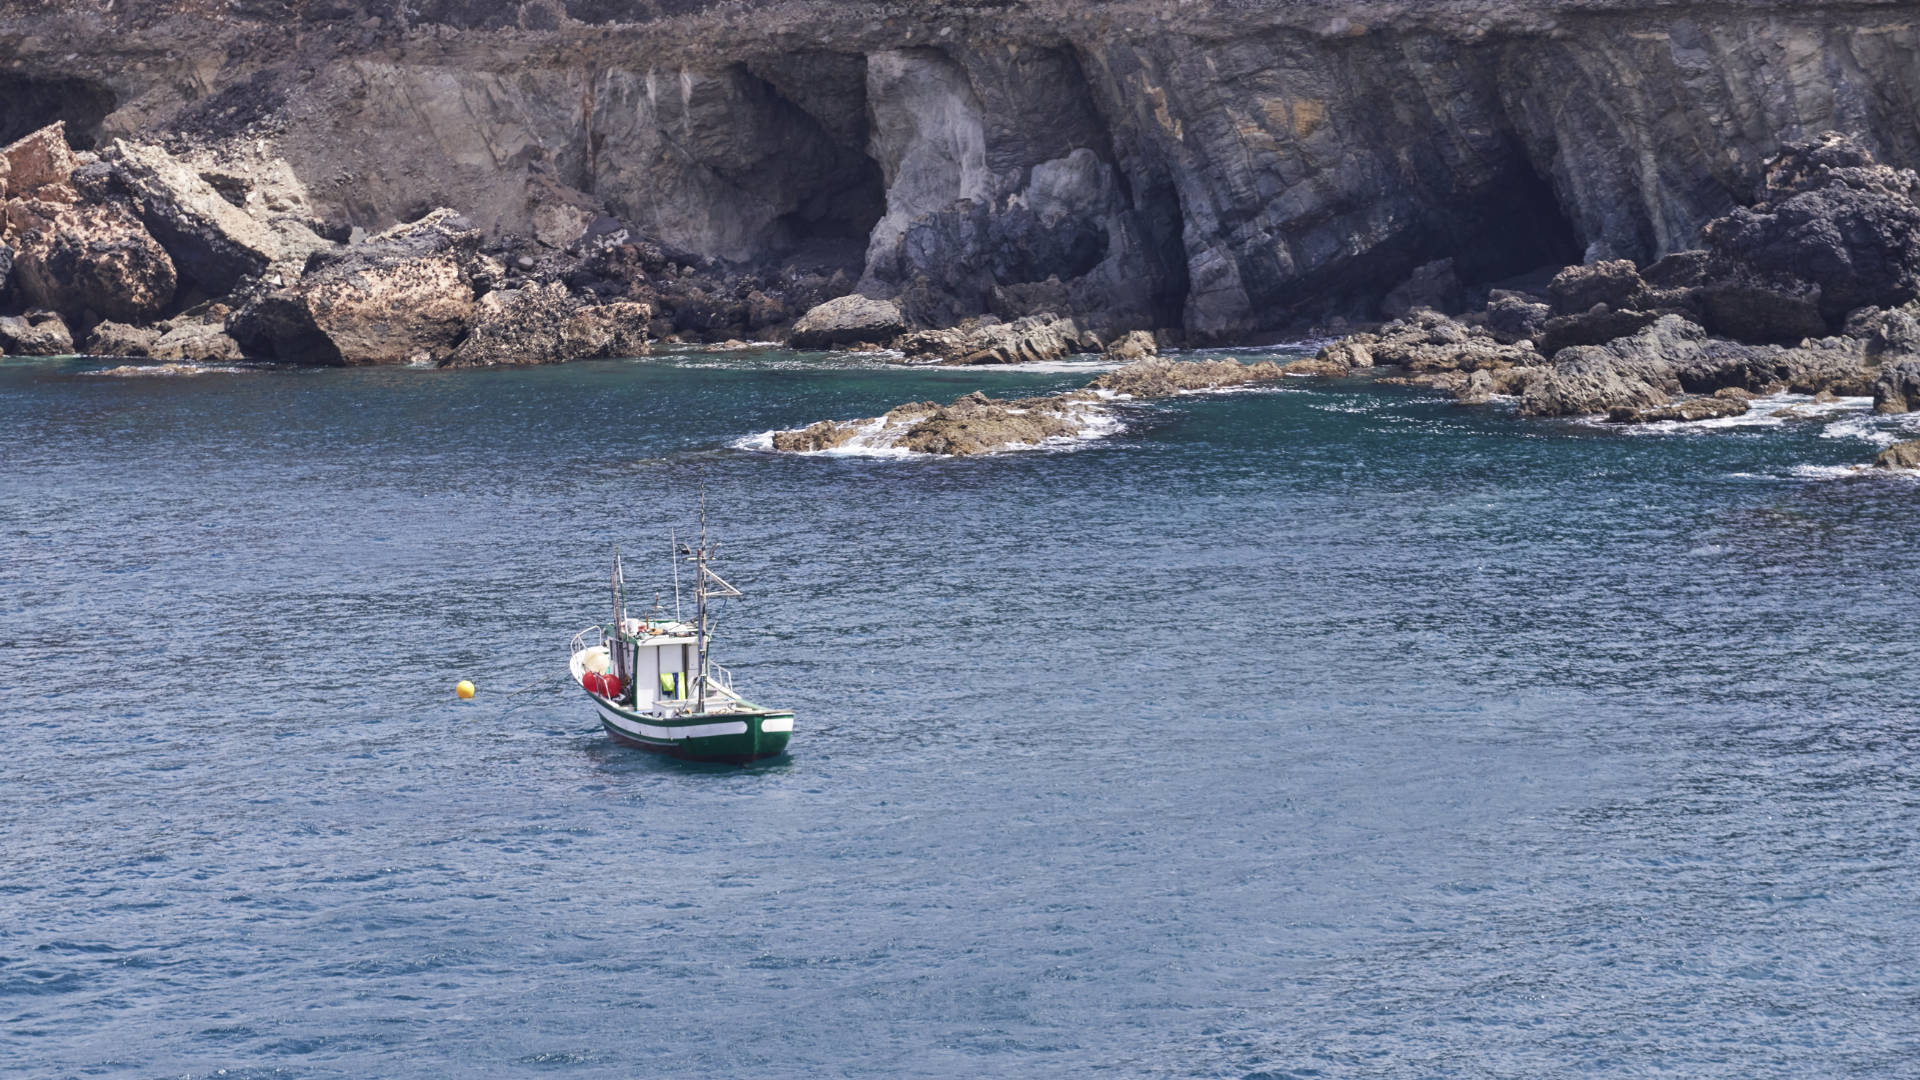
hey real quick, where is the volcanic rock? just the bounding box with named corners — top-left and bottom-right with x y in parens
top-left (1702, 133), bottom-right (1920, 329)
top-left (84, 320), bottom-right (159, 357)
top-left (0, 310), bottom-right (74, 355)
top-left (0, 124), bottom-right (78, 200)
top-left (897, 314), bottom-right (1098, 366)
top-left (1606, 396), bottom-right (1751, 424)
top-left (1534, 307), bottom-right (1660, 355)
top-left (1874, 361), bottom-right (1920, 414)
top-left (1086, 357), bottom-right (1286, 397)
top-left (99, 140), bottom-right (331, 296)
top-left (1874, 439), bottom-right (1920, 469)
top-left (229, 210), bottom-right (482, 365)
top-left (1518, 315), bottom-right (1701, 417)
top-left (1103, 330), bottom-right (1158, 362)
top-left (789, 294), bottom-right (906, 349)
top-left (1485, 292), bottom-right (1550, 345)
top-left (151, 319), bottom-right (244, 363)
top-left (1549, 260), bottom-right (1645, 316)
top-left (7, 198), bottom-right (177, 324)
top-left (447, 283), bottom-right (650, 366)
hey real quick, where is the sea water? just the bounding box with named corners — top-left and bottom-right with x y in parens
top-left (3, 350), bottom-right (1918, 1078)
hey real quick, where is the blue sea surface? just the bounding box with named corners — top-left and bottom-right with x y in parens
top-left (3, 350), bottom-right (1919, 1078)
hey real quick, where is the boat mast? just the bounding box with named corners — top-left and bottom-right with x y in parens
top-left (694, 489), bottom-right (709, 711)
top-left (611, 544), bottom-right (629, 688)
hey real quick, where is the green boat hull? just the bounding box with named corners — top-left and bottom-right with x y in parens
top-left (589, 692), bottom-right (792, 762)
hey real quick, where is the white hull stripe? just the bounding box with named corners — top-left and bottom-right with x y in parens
top-left (760, 716), bottom-right (794, 733)
top-left (597, 704), bottom-right (749, 741)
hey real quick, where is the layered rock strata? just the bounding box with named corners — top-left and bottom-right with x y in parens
top-left (4, 1), bottom-right (1920, 342)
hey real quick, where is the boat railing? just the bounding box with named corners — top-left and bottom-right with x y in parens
top-left (569, 625), bottom-right (605, 658)
top-left (706, 663), bottom-right (735, 692)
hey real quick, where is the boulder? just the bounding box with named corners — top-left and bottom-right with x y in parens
top-left (897, 314), bottom-right (1098, 366)
top-left (788, 294), bottom-right (906, 349)
top-left (1874, 439), bottom-right (1920, 469)
top-left (7, 199), bottom-right (177, 323)
top-left (1103, 330), bottom-right (1158, 362)
top-left (1518, 315), bottom-right (1699, 416)
top-left (1606, 396), bottom-right (1751, 424)
top-left (1548, 259), bottom-right (1645, 316)
top-left (1485, 292), bottom-right (1550, 344)
top-left (230, 210), bottom-right (481, 365)
top-left (445, 283), bottom-right (650, 366)
top-left (1874, 360), bottom-right (1920, 414)
top-left (100, 140), bottom-right (332, 296)
top-left (1316, 335), bottom-right (1377, 368)
top-left (0, 123), bottom-right (78, 200)
top-left (1695, 274), bottom-right (1829, 343)
top-left (1454, 368), bottom-right (1497, 405)
top-left (151, 320), bottom-right (244, 363)
top-left (1641, 250), bottom-right (1710, 289)
top-left (1702, 132), bottom-right (1920, 327)
top-left (84, 321), bottom-right (159, 357)
top-left (1844, 303), bottom-right (1920, 357)
top-left (1086, 357), bottom-right (1286, 397)
top-left (0, 310), bottom-right (73, 355)
top-left (1279, 357), bottom-right (1351, 377)
top-left (1534, 307), bottom-right (1660, 355)
top-left (1670, 337), bottom-right (1873, 397)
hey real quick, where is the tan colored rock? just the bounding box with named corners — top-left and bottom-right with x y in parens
top-left (1, 123), bottom-right (78, 200)
top-left (1874, 439), bottom-right (1920, 469)
top-left (1103, 330), bottom-right (1158, 362)
top-left (789, 294), bottom-right (906, 349)
top-left (151, 320), bottom-right (245, 363)
top-left (897, 313), bottom-right (1097, 365)
top-left (1607, 396), bottom-right (1751, 423)
top-left (1279, 357), bottom-right (1350, 377)
top-left (8, 199), bottom-right (176, 323)
top-left (0, 310), bottom-right (74, 355)
top-left (103, 139), bottom-right (332, 295)
top-left (1316, 336), bottom-right (1375, 368)
top-left (771, 419), bottom-right (866, 453)
top-left (1086, 357), bottom-right (1286, 397)
top-left (447, 283), bottom-right (650, 366)
top-left (85, 321), bottom-right (161, 357)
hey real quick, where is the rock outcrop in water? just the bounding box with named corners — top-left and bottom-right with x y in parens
top-left (767, 356), bottom-right (1286, 456)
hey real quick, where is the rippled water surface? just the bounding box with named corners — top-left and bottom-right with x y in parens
top-left (4, 350), bottom-right (1919, 1079)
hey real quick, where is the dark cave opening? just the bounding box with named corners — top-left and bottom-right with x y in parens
top-left (1448, 159), bottom-right (1584, 290)
top-left (1128, 175), bottom-right (1192, 329)
top-left (0, 73), bottom-right (117, 149)
top-left (768, 156), bottom-right (886, 271)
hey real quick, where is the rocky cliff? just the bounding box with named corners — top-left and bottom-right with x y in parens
top-left (4, 0), bottom-right (1919, 339)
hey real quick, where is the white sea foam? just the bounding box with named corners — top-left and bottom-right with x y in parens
top-left (736, 395), bottom-right (1124, 459)
top-left (84, 362), bottom-right (253, 377)
top-left (1790, 463), bottom-right (1881, 481)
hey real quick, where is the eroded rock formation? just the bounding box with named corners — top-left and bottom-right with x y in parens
top-left (3, 1), bottom-right (1919, 344)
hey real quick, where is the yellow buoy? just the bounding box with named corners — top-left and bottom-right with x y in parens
top-left (456, 680), bottom-right (476, 700)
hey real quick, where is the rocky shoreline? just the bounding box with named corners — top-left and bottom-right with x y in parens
top-left (6, 111), bottom-right (1918, 470)
top-left (1278, 133), bottom-right (1920, 464)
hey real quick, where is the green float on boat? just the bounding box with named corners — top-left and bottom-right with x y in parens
top-left (568, 515), bottom-right (793, 763)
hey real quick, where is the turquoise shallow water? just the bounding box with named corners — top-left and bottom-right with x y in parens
top-left (3, 350), bottom-right (1920, 1079)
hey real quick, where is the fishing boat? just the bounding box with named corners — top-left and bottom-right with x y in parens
top-left (567, 511), bottom-right (794, 762)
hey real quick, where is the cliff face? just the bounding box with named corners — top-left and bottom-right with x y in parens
top-left (6, 0), bottom-right (1918, 338)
